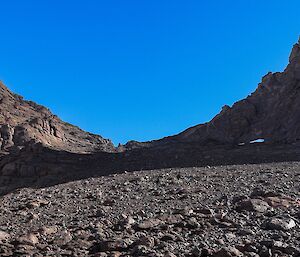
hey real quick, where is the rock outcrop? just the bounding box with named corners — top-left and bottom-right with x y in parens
top-left (173, 38), bottom-right (300, 145)
top-left (123, 37), bottom-right (300, 150)
top-left (0, 83), bottom-right (114, 154)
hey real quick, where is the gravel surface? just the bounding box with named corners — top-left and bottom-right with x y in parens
top-left (1, 162), bottom-right (300, 256)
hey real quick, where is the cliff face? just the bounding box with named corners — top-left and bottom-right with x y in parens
top-left (0, 83), bottom-right (115, 154)
top-left (170, 38), bottom-right (300, 146)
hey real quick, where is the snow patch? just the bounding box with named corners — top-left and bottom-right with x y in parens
top-left (250, 138), bottom-right (265, 144)
top-left (238, 138), bottom-right (265, 146)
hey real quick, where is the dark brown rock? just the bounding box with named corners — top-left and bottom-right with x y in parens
top-left (235, 198), bottom-right (270, 213)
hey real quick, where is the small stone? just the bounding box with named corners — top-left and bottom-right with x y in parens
top-left (109, 251), bottom-right (121, 257)
top-left (164, 252), bottom-right (177, 257)
top-left (136, 236), bottom-right (155, 247)
top-left (273, 240), bottom-right (284, 247)
top-left (102, 198), bottom-right (116, 206)
top-left (93, 239), bottom-right (130, 252)
top-left (54, 230), bottom-right (72, 245)
top-left (265, 217), bottom-right (296, 231)
top-left (94, 253), bottom-right (108, 257)
top-left (138, 218), bottom-right (162, 230)
top-left (259, 247), bottom-right (272, 257)
top-left (27, 212), bottom-right (38, 221)
top-left (245, 253), bottom-right (260, 257)
top-left (284, 246), bottom-right (300, 255)
top-left (26, 199), bottom-right (49, 209)
top-left (39, 225), bottom-right (58, 235)
top-left (160, 233), bottom-right (177, 242)
top-left (0, 231), bottom-right (10, 242)
top-left (118, 215), bottom-right (135, 229)
top-left (243, 243), bottom-right (259, 253)
top-left (238, 228), bottom-right (255, 236)
top-left (265, 196), bottom-right (294, 208)
top-left (236, 199), bottom-right (269, 213)
top-left (17, 233), bottom-right (39, 246)
top-left (213, 247), bottom-right (243, 257)
top-left (131, 244), bottom-right (149, 255)
top-left (216, 239), bottom-right (225, 245)
top-left (250, 188), bottom-right (266, 198)
top-left (196, 207), bottom-right (214, 215)
top-left (173, 207), bottom-right (193, 216)
top-left (159, 214), bottom-right (183, 225)
top-left (225, 233), bottom-right (236, 241)
top-left (186, 217), bottom-right (201, 229)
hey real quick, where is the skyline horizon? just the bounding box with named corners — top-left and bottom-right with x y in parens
top-left (1, 1), bottom-right (300, 144)
top-left (1, 38), bottom-right (297, 145)
top-left (0, 34), bottom-right (296, 146)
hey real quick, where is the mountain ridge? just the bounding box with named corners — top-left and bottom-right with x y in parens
top-left (0, 81), bottom-right (115, 154)
top-left (3, 38), bottom-right (300, 153)
top-left (124, 37), bottom-right (300, 149)
top-left (1, 38), bottom-right (300, 196)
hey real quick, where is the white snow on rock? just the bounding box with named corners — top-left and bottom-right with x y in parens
top-left (238, 139), bottom-right (265, 146)
top-left (250, 139), bottom-right (265, 144)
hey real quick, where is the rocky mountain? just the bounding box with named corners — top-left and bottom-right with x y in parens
top-left (174, 38), bottom-right (300, 145)
top-left (2, 39), bottom-right (300, 257)
top-left (125, 38), bottom-right (300, 149)
top-left (0, 82), bottom-right (114, 154)
top-left (2, 39), bottom-right (300, 197)
top-left (3, 38), bottom-right (300, 156)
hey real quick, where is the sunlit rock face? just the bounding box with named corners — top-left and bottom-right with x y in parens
top-left (0, 82), bottom-right (115, 154)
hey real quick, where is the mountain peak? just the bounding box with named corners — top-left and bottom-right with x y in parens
top-left (289, 37), bottom-right (300, 62)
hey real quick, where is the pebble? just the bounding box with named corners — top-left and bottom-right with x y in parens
top-left (265, 217), bottom-right (296, 231)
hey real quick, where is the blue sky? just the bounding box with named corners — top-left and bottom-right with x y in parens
top-left (0, 1), bottom-right (299, 145)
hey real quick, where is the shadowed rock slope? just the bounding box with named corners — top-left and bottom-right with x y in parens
top-left (175, 38), bottom-right (300, 144)
top-left (0, 83), bottom-right (114, 154)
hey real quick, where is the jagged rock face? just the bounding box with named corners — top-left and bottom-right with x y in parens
top-left (0, 83), bottom-right (115, 154)
top-left (174, 38), bottom-right (300, 145)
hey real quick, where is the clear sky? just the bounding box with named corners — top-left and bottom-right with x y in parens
top-left (0, 1), bottom-right (299, 145)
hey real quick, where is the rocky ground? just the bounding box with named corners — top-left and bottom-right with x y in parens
top-left (1, 162), bottom-right (300, 256)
